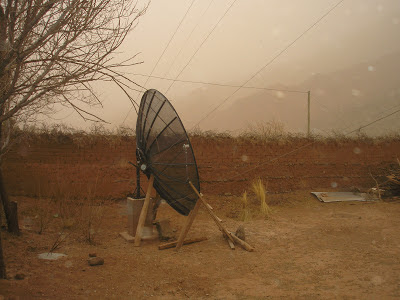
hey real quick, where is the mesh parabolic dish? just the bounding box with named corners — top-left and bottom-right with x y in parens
top-left (136, 89), bottom-right (200, 216)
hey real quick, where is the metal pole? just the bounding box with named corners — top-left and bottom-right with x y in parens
top-left (307, 91), bottom-right (311, 137)
top-left (136, 166), bottom-right (141, 198)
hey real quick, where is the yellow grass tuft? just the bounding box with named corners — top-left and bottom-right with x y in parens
top-left (252, 178), bottom-right (272, 217)
top-left (239, 191), bottom-right (252, 222)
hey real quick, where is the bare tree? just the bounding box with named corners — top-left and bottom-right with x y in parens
top-left (0, 0), bottom-right (147, 278)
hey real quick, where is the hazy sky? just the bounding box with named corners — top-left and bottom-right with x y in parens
top-left (47, 0), bottom-right (400, 134)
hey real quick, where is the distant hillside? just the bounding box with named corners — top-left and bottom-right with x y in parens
top-left (175, 51), bottom-right (400, 136)
top-left (300, 51), bottom-right (400, 136)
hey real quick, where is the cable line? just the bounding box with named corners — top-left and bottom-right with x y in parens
top-left (162, 0), bottom-right (215, 79)
top-left (165, 0), bottom-right (238, 95)
top-left (190, 0), bottom-right (345, 130)
top-left (228, 100), bottom-right (400, 182)
top-left (130, 73), bottom-right (308, 94)
top-left (341, 101), bottom-right (400, 133)
top-left (346, 105), bottom-right (400, 134)
top-left (122, 0), bottom-right (197, 124)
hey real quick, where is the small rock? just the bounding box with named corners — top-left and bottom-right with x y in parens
top-left (235, 225), bottom-right (246, 241)
top-left (224, 193), bottom-right (232, 196)
top-left (15, 273), bottom-right (25, 280)
top-left (154, 219), bottom-right (175, 241)
top-left (88, 253), bottom-right (97, 257)
top-left (88, 257), bottom-right (104, 266)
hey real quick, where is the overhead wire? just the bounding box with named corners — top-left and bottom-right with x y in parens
top-left (342, 100), bottom-right (400, 133)
top-left (130, 73), bottom-right (308, 94)
top-left (190, 0), bottom-right (345, 130)
top-left (162, 0), bottom-right (215, 79)
top-left (227, 101), bottom-right (400, 182)
top-left (164, 0), bottom-right (239, 95)
top-left (351, 107), bottom-right (400, 133)
top-left (122, 0), bottom-right (197, 124)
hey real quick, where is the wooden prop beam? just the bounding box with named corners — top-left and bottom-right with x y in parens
top-left (169, 181), bottom-right (255, 252)
top-left (159, 237), bottom-right (207, 250)
top-left (229, 232), bottom-right (255, 252)
top-left (175, 198), bottom-right (201, 251)
top-left (134, 175), bottom-right (154, 246)
top-left (189, 182), bottom-right (235, 245)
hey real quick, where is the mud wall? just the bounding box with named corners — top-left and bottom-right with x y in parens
top-left (2, 136), bottom-right (400, 199)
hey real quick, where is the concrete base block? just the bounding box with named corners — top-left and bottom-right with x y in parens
top-left (126, 197), bottom-right (158, 241)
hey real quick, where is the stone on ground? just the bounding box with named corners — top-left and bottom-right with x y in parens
top-left (154, 219), bottom-right (175, 241)
top-left (235, 225), bottom-right (245, 241)
top-left (88, 257), bottom-right (104, 266)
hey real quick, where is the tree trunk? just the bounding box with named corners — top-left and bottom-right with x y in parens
top-left (0, 117), bottom-right (20, 235)
top-left (0, 229), bottom-right (5, 279)
top-left (0, 167), bottom-right (19, 235)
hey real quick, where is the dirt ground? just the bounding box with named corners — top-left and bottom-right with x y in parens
top-left (1, 192), bottom-right (400, 299)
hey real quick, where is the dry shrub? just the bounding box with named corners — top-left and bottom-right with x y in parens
top-left (78, 181), bottom-right (105, 244)
top-left (28, 183), bottom-right (55, 234)
top-left (50, 196), bottom-right (105, 244)
top-left (14, 123), bottom-right (136, 149)
top-left (34, 200), bottom-right (54, 235)
top-left (239, 120), bottom-right (291, 142)
top-left (44, 171), bottom-right (106, 244)
top-left (252, 178), bottom-right (272, 218)
top-left (25, 197), bottom-right (55, 235)
top-left (188, 126), bottom-right (233, 140)
top-left (13, 120), bottom-right (400, 151)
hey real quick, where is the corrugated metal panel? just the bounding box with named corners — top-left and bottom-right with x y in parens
top-left (311, 192), bottom-right (378, 203)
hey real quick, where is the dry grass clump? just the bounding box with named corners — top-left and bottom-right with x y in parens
top-left (239, 191), bottom-right (252, 222)
top-left (252, 178), bottom-right (272, 217)
top-left (238, 178), bottom-right (272, 221)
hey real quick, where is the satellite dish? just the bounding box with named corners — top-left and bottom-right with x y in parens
top-left (136, 89), bottom-right (200, 216)
top-left (132, 89), bottom-right (253, 251)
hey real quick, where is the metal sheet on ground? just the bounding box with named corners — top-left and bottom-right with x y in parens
top-left (311, 192), bottom-right (378, 203)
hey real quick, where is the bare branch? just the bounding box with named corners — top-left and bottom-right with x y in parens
top-left (0, 0), bottom-right (148, 155)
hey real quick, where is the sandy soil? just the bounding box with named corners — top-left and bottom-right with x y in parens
top-left (1, 192), bottom-right (400, 299)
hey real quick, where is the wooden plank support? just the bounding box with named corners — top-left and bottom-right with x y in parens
top-left (159, 237), bottom-right (208, 250)
top-left (189, 182), bottom-right (235, 245)
top-left (175, 198), bottom-right (201, 251)
top-left (134, 175), bottom-right (154, 247)
top-left (229, 231), bottom-right (255, 252)
top-left (119, 231), bottom-right (134, 243)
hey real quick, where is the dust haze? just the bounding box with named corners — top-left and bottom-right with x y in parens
top-left (46, 0), bottom-right (400, 136)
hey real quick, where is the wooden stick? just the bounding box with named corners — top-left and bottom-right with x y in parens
top-left (229, 231), bottom-right (255, 252)
top-left (189, 182), bottom-right (235, 245)
top-left (387, 175), bottom-right (400, 185)
top-left (159, 237), bottom-right (207, 250)
top-left (175, 199), bottom-right (201, 251)
top-left (225, 236), bottom-right (236, 250)
top-left (134, 175), bottom-right (154, 247)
